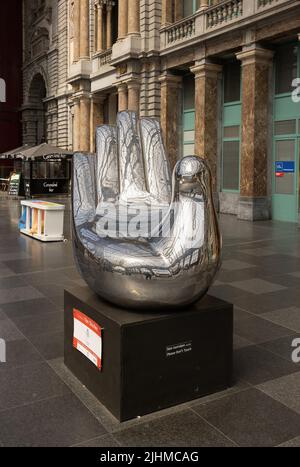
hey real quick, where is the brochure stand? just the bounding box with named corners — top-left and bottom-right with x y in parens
top-left (19, 200), bottom-right (65, 242)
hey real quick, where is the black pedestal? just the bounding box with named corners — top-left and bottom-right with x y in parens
top-left (64, 286), bottom-right (233, 422)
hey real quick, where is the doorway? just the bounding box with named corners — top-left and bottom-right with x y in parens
top-left (272, 43), bottom-right (300, 222)
top-left (272, 134), bottom-right (299, 222)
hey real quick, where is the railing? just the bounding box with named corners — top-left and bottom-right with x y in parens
top-left (257, 0), bottom-right (278, 7)
top-left (97, 48), bottom-right (112, 67)
top-left (166, 17), bottom-right (196, 45)
top-left (206, 0), bottom-right (243, 29)
top-left (160, 0), bottom-right (293, 50)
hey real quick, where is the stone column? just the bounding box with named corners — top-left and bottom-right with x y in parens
top-left (97, 2), bottom-right (104, 52)
top-left (79, 96), bottom-right (91, 151)
top-left (80, 0), bottom-right (90, 58)
top-left (106, 2), bottom-right (113, 48)
top-left (199, 0), bottom-right (209, 8)
top-left (118, 83), bottom-right (128, 111)
top-left (128, 0), bottom-right (140, 35)
top-left (73, 98), bottom-right (81, 151)
top-left (159, 72), bottom-right (182, 169)
top-left (161, 0), bottom-right (173, 26)
top-left (236, 45), bottom-right (274, 220)
top-left (73, 0), bottom-right (81, 61)
top-left (127, 80), bottom-right (140, 112)
top-left (191, 61), bottom-right (222, 193)
top-left (118, 0), bottom-right (128, 39)
top-left (90, 96), bottom-right (105, 151)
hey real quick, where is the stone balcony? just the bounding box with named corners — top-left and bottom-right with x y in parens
top-left (68, 59), bottom-right (93, 83)
top-left (92, 49), bottom-right (113, 74)
top-left (160, 0), bottom-right (299, 53)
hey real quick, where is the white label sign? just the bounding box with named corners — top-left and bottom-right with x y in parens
top-left (73, 309), bottom-right (102, 369)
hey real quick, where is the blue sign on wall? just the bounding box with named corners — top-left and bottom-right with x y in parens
top-left (275, 161), bottom-right (295, 173)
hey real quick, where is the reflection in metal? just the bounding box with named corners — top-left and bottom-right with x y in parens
top-left (72, 111), bottom-right (221, 309)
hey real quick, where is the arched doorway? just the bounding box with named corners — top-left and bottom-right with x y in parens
top-left (23, 73), bottom-right (47, 146)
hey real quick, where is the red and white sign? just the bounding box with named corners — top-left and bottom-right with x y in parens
top-left (276, 172), bottom-right (284, 178)
top-left (73, 309), bottom-right (102, 369)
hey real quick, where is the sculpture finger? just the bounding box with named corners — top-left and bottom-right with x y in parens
top-left (96, 125), bottom-right (119, 203)
top-left (140, 117), bottom-right (172, 204)
top-left (117, 111), bottom-right (147, 201)
top-left (73, 153), bottom-right (97, 226)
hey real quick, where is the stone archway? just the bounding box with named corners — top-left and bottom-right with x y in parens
top-left (23, 73), bottom-right (47, 145)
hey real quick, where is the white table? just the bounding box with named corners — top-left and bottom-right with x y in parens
top-left (20, 200), bottom-right (65, 242)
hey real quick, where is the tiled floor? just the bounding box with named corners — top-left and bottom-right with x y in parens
top-left (0, 197), bottom-right (300, 447)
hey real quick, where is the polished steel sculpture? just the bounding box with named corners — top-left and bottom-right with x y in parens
top-left (72, 111), bottom-right (221, 309)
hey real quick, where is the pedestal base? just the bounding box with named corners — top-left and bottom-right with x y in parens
top-left (64, 286), bottom-right (233, 422)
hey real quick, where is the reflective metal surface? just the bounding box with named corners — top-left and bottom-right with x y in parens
top-left (72, 111), bottom-right (221, 309)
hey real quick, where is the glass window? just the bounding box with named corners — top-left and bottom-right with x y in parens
top-left (274, 120), bottom-right (296, 136)
top-left (22, 162), bottom-right (31, 179)
top-left (182, 75), bottom-right (195, 157)
top-left (183, 0), bottom-right (199, 17)
top-left (275, 44), bottom-right (298, 95)
top-left (223, 61), bottom-right (241, 103)
top-left (48, 161), bottom-right (67, 179)
top-left (224, 126), bottom-right (240, 138)
top-left (184, 0), bottom-right (194, 17)
top-left (183, 75), bottom-right (195, 110)
top-left (32, 162), bottom-right (47, 179)
top-left (222, 140), bottom-right (240, 191)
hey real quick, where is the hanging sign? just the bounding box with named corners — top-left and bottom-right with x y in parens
top-left (73, 309), bottom-right (102, 370)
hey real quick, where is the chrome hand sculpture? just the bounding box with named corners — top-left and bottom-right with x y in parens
top-left (72, 111), bottom-right (221, 309)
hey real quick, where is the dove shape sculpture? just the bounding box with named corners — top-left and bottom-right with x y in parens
top-left (72, 111), bottom-right (222, 309)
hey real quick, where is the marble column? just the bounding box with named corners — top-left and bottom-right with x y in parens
top-left (118, 83), bottom-right (128, 111)
top-left (118, 0), bottom-right (128, 39)
top-left (191, 61), bottom-right (222, 193)
top-left (128, 0), bottom-right (140, 35)
top-left (97, 2), bottom-right (104, 52)
top-left (161, 0), bottom-right (173, 26)
top-left (127, 80), bottom-right (140, 112)
top-left (80, 96), bottom-right (91, 151)
top-left (73, 99), bottom-right (81, 151)
top-left (159, 72), bottom-right (182, 169)
top-left (80, 0), bottom-right (90, 58)
top-left (236, 45), bottom-right (274, 220)
top-left (73, 0), bottom-right (80, 61)
top-left (90, 96), bottom-right (105, 151)
top-left (106, 2), bottom-right (113, 48)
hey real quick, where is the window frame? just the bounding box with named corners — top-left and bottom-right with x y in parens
top-left (182, 74), bottom-right (196, 157)
top-left (183, 0), bottom-right (199, 18)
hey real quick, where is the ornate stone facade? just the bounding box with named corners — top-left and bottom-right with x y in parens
top-left (22, 0), bottom-right (300, 221)
top-left (23, 0), bottom-right (69, 148)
